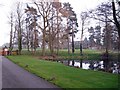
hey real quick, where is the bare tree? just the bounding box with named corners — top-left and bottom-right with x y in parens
top-left (34, 1), bottom-right (52, 56)
top-left (52, 2), bottom-right (62, 55)
top-left (80, 12), bottom-right (89, 55)
top-left (25, 5), bottom-right (39, 54)
top-left (8, 12), bottom-right (14, 54)
top-left (47, 7), bottom-right (62, 55)
top-left (14, 2), bottom-right (24, 54)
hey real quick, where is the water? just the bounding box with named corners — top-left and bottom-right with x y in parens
top-left (57, 60), bottom-right (120, 74)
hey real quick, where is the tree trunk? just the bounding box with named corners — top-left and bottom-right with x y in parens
top-left (57, 10), bottom-right (59, 55)
top-left (18, 21), bottom-right (22, 55)
top-left (80, 21), bottom-right (84, 55)
top-left (72, 28), bottom-right (74, 54)
top-left (26, 20), bottom-right (30, 52)
top-left (42, 30), bottom-right (45, 56)
top-left (34, 17), bottom-right (37, 54)
top-left (9, 13), bottom-right (13, 55)
top-left (27, 29), bottom-right (30, 52)
top-left (80, 59), bottom-right (82, 68)
top-left (67, 37), bottom-right (70, 54)
top-left (17, 3), bottom-right (22, 55)
top-left (80, 43), bottom-right (82, 55)
top-left (105, 11), bottom-right (108, 53)
top-left (48, 27), bottom-right (54, 56)
top-left (112, 1), bottom-right (120, 40)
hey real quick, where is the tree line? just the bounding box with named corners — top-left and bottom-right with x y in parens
top-left (79, 0), bottom-right (120, 55)
top-left (8, 0), bottom-right (120, 56)
top-left (8, 1), bottom-right (78, 56)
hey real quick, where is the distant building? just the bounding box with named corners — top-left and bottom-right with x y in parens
top-left (74, 38), bottom-right (89, 49)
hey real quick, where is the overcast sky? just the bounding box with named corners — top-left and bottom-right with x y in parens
top-left (0, 0), bottom-right (108, 46)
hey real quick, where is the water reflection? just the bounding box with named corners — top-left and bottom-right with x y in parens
top-left (58, 60), bottom-right (120, 74)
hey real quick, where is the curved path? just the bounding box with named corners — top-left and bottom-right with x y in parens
top-left (1, 56), bottom-right (61, 89)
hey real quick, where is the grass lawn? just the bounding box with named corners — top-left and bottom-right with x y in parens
top-left (21, 49), bottom-right (119, 61)
top-left (21, 49), bottom-right (103, 60)
top-left (6, 55), bottom-right (119, 89)
top-left (58, 49), bottom-right (102, 60)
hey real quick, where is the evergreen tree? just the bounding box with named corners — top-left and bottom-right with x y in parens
top-left (88, 27), bottom-right (95, 48)
top-left (62, 2), bottom-right (78, 54)
top-left (94, 25), bottom-right (102, 48)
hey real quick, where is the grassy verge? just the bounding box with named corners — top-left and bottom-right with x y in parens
top-left (6, 55), bottom-right (119, 89)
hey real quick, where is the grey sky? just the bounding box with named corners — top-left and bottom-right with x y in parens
top-left (0, 0), bottom-right (108, 46)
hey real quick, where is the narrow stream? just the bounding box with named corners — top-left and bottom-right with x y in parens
top-left (57, 60), bottom-right (120, 74)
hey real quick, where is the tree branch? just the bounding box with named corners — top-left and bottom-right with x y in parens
top-left (112, 1), bottom-right (120, 39)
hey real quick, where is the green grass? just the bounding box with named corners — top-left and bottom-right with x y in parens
top-left (21, 49), bottom-right (103, 60)
top-left (7, 55), bottom-right (119, 89)
top-left (21, 49), bottom-right (119, 61)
